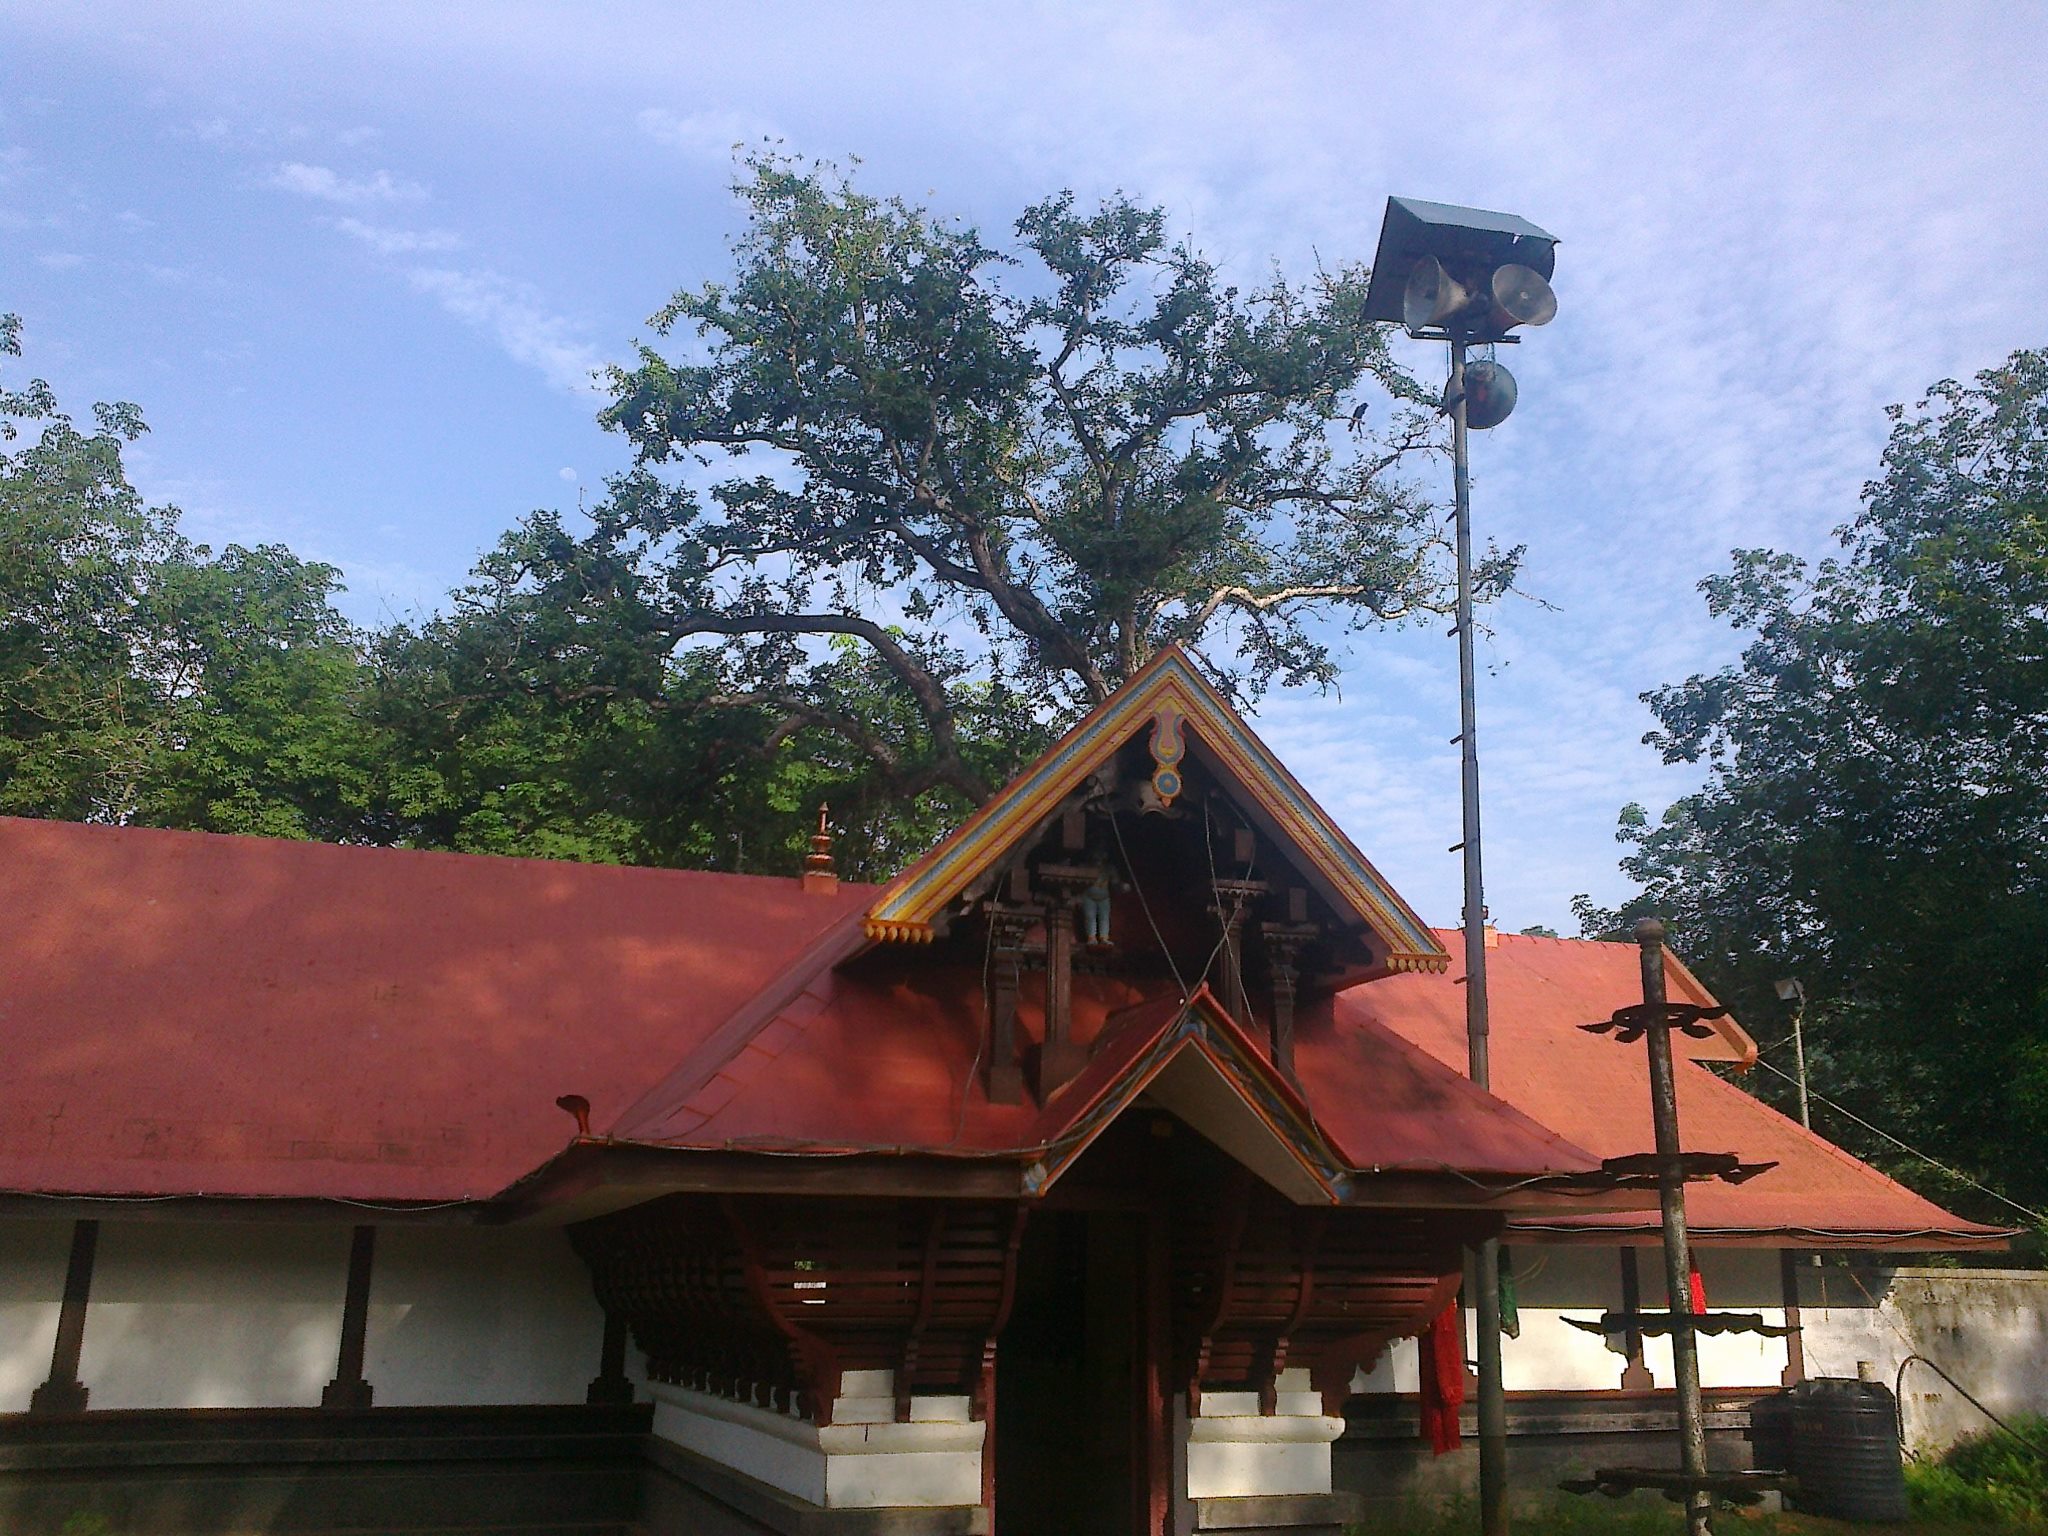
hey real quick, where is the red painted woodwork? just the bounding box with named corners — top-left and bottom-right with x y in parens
top-left (572, 1195), bottom-right (1029, 1424)
top-left (1173, 1182), bottom-right (1471, 1415)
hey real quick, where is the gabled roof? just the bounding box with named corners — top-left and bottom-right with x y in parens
top-left (587, 943), bottom-right (1617, 1213)
top-left (860, 645), bottom-right (1448, 974)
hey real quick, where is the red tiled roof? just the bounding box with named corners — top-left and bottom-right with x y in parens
top-left (0, 817), bottom-right (871, 1201)
top-left (606, 948), bottom-right (1606, 1189)
top-left (1348, 929), bottom-right (2005, 1247)
top-left (0, 818), bottom-right (2004, 1244)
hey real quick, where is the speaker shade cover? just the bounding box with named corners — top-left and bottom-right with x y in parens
top-left (1462, 361), bottom-right (1518, 429)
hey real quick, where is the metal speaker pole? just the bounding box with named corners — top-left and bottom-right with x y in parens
top-left (1450, 335), bottom-right (1511, 1536)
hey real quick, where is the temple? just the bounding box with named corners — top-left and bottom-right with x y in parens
top-left (0, 646), bottom-right (2001, 1535)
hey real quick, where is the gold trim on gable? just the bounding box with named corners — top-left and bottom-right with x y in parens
top-left (862, 919), bottom-right (936, 944)
top-left (864, 646), bottom-right (1447, 967)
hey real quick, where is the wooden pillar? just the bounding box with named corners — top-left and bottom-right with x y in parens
top-left (1778, 1249), bottom-right (1807, 1387)
top-left (30, 1219), bottom-right (99, 1415)
top-left (1141, 1203), bottom-right (1172, 1536)
top-left (1037, 868), bottom-right (1090, 1096)
top-left (1618, 1246), bottom-right (1654, 1390)
top-left (1262, 921), bottom-right (1315, 1080)
top-left (587, 1308), bottom-right (636, 1405)
top-left (322, 1224), bottom-right (377, 1409)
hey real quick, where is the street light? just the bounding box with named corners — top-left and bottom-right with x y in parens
top-left (1365, 196), bottom-right (1560, 1536)
top-left (1774, 978), bottom-right (1812, 1130)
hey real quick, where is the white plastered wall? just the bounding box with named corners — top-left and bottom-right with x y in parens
top-left (0, 1220), bottom-right (74, 1413)
top-left (0, 1219), bottom-right (628, 1411)
top-left (1634, 1246), bottom-right (1789, 1390)
top-left (77, 1221), bottom-right (350, 1409)
top-left (363, 1225), bottom-right (621, 1407)
top-left (650, 1370), bottom-right (983, 1509)
top-left (1800, 1267), bottom-right (2048, 1452)
top-left (1344, 1246), bottom-right (1795, 1401)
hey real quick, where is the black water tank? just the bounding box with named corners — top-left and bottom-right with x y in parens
top-left (1789, 1377), bottom-right (1909, 1523)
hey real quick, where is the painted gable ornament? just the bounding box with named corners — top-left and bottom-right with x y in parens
top-left (1145, 700), bottom-right (1187, 810)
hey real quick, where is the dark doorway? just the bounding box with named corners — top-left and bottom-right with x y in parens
top-left (995, 1208), bottom-right (1144, 1536)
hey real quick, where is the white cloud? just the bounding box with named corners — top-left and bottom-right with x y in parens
top-left (636, 107), bottom-right (779, 164)
top-left (405, 266), bottom-right (606, 396)
top-left (328, 216), bottom-right (462, 255)
top-left (335, 125), bottom-right (381, 147)
top-left (267, 161), bottom-right (426, 205)
top-left (558, 466), bottom-right (577, 482)
top-left (37, 251), bottom-right (83, 270)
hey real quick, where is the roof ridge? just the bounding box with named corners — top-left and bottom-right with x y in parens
top-left (606, 912), bottom-right (872, 1141)
top-left (0, 814), bottom-right (883, 888)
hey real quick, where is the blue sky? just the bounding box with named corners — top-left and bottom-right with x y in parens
top-left (4, 2), bottom-right (2044, 931)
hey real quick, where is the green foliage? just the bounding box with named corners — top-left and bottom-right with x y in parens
top-left (591, 155), bottom-right (1480, 802)
top-left (1584, 349), bottom-right (2048, 1219)
top-left (0, 314), bottom-right (388, 838)
top-left (1906, 1415), bottom-right (2048, 1529)
top-left (4, 144), bottom-right (1498, 881)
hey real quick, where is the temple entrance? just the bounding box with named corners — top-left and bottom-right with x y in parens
top-left (994, 1207), bottom-right (1149, 1536)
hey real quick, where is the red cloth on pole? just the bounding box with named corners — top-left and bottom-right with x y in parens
top-left (1418, 1299), bottom-right (1465, 1455)
top-left (1688, 1263), bottom-right (1708, 1315)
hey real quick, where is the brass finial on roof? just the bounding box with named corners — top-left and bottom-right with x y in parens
top-left (803, 803), bottom-right (838, 894)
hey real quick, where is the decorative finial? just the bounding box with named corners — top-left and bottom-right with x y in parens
top-left (554, 1094), bottom-right (592, 1137)
top-left (803, 804), bottom-right (839, 894)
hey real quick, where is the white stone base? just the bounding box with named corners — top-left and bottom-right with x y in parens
top-left (648, 1370), bottom-right (983, 1509)
top-left (1186, 1369), bottom-right (1344, 1499)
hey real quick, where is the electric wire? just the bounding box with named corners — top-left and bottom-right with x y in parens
top-left (1749, 1056), bottom-right (2045, 1226)
top-left (1108, 808), bottom-right (1190, 1000)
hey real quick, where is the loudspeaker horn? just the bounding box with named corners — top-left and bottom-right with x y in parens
top-left (1488, 263), bottom-right (1557, 331)
top-left (1402, 255), bottom-right (1474, 334)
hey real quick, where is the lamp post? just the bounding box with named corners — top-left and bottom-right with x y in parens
top-left (1774, 977), bottom-right (1811, 1130)
top-left (1365, 197), bottom-right (1558, 1536)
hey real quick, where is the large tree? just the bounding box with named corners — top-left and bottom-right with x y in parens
top-left (1581, 348), bottom-right (2048, 1227)
top-left (409, 157), bottom-right (1493, 869)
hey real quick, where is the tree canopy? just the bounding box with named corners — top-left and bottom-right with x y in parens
top-left (370, 159), bottom-right (1499, 873)
top-left (8, 165), bottom-right (1492, 876)
top-left (1580, 348), bottom-right (2048, 1227)
top-left (1, 315), bottom-right (381, 837)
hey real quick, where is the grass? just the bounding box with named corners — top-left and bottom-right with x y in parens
top-left (1353, 1415), bottom-right (2048, 1535)
top-left (1902, 1413), bottom-right (2048, 1532)
top-left (1352, 1491), bottom-right (2047, 1536)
